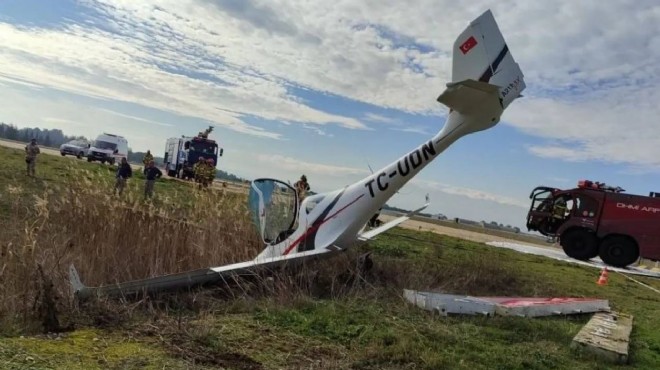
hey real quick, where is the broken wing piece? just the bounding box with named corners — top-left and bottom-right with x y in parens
top-left (358, 202), bottom-right (429, 241)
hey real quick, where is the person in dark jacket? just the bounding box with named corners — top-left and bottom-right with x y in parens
top-left (143, 160), bottom-right (162, 199)
top-left (113, 157), bottom-right (133, 196)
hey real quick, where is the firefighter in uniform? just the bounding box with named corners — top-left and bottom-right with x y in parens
top-left (205, 158), bottom-right (216, 188)
top-left (193, 156), bottom-right (205, 188)
top-left (553, 197), bottom-right (568, 219)
top-left (294, 175), bottom-right (310, 201)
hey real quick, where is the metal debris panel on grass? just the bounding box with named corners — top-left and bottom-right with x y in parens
top-left (404, 290), bottom-right (609, 317)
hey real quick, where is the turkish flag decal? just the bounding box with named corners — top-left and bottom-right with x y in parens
top-left (459, 36), bottom-right (478, 54)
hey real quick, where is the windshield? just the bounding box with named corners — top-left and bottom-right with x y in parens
top-left (93, 140), bottom-right (117, 150)
top-left (248, 179), bottom-right (298, 244)
top-left (189, 142), bottom-right (217, 155)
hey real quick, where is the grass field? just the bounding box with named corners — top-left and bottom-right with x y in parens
top-left (0, 145), bottom-right (659, 370)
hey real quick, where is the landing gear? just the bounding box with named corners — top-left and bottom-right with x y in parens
top-left (560, 229), bottom-right (598, 260)
top-left (598, 236), bottom-right (639, 268)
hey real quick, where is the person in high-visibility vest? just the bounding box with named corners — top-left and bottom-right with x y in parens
top-left (553, 197), bottom-right (568, 219)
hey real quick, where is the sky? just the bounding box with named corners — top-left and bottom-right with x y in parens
top-left (1, 0), bottom-right (660, 231)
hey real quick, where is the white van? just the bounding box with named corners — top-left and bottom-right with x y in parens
top-left (87, 133), bottom-right (129, 165)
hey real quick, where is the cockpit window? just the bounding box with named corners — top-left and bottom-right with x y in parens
top-left (248, 179), bottom-right (298, 244)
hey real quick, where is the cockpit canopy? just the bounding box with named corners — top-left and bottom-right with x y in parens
top-left (248, 179), bottom-right (299, 245)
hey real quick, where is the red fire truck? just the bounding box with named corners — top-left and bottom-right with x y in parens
top-left (526, 180), bottom-right (660, 267)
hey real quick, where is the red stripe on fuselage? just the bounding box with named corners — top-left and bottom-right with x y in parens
top-left (282, 194), bottom-right (365, 255)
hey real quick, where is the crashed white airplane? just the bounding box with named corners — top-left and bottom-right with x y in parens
top-left (69, 9), bottom-right (526, 299)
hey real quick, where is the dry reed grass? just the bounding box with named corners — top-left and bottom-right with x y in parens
top-left (0, 167), bottom-right (265, 333)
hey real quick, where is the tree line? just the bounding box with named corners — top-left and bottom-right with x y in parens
top-left (0, 122), bottom-right (86, 148)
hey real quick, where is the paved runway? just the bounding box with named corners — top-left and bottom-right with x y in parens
top-left (486, 241), bottom-right (660, 279)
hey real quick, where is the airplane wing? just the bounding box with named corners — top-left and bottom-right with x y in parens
top-left (69, 247), bottom-right (340, 300)
top-left (358, 202), bottom-right (429, 241)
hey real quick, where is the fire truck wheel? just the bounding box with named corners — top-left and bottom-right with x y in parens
top-left (598, 236), bottom-right (639, 268)
top-left (560, 229), bottom-right (598, 260)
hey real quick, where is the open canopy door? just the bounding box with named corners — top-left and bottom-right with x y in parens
top-left (248, 178), bottom-right (299, 245)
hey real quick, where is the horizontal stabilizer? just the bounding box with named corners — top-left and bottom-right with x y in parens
top-left (437, 79), bottom-right (501, 114)
top-left (358, 202), bottom-right (429, 241)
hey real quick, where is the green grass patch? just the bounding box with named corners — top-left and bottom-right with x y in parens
top-left (0, 328), bottom-right (200, 370)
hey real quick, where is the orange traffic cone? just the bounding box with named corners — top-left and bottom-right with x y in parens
top-left (597, 267), bottom-right (609, 285)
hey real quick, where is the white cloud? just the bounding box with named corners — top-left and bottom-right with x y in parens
top-left (411, 179), bottom-right (529, 208)
top-left (363, 113), bottom-right (430, 135)
top-left (364, 113), bottom-right (397, 124)
top-left (97, 109), bottom-right (173, 127)
top-left (255, 154), bottom-right (370, 176)
top-left (506, 83), bottom-right (660, 170)
top-left (0, 12), bottom-right (366, 140)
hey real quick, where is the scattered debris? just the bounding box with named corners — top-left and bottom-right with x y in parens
top-left (403, 290), bottom-right (610, 317)
top-left (403, 290), bottom-right (496, 316)
top-left (572, 311), bottom-right (633, 364)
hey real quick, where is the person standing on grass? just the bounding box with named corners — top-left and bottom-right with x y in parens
top-left (113, 157), bottom-right (133, 196)
top-left (143, 160), bottom-right (162, 199)
top-left (204, 158), bottom-right (216, 188)
top-left (24, 138), bottom-right (41, 177)
top-left (193, 156), bottom-right (206, 189)
top-left (142, 150), bottom-right (154, 168)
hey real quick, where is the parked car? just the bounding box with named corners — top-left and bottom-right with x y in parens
top-left (87, 133), bottom-right (128, 165)
top-left (60, 139), bottom-right (91, 159)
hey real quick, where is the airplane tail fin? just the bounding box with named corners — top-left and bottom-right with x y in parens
top-left (447, 9), bottom-right (525, 109)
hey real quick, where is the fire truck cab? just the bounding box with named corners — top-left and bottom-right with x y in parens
top-left (526, 180), bottom-right (660, 267)
top-left (164, 132), bottom-right (223, 180)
